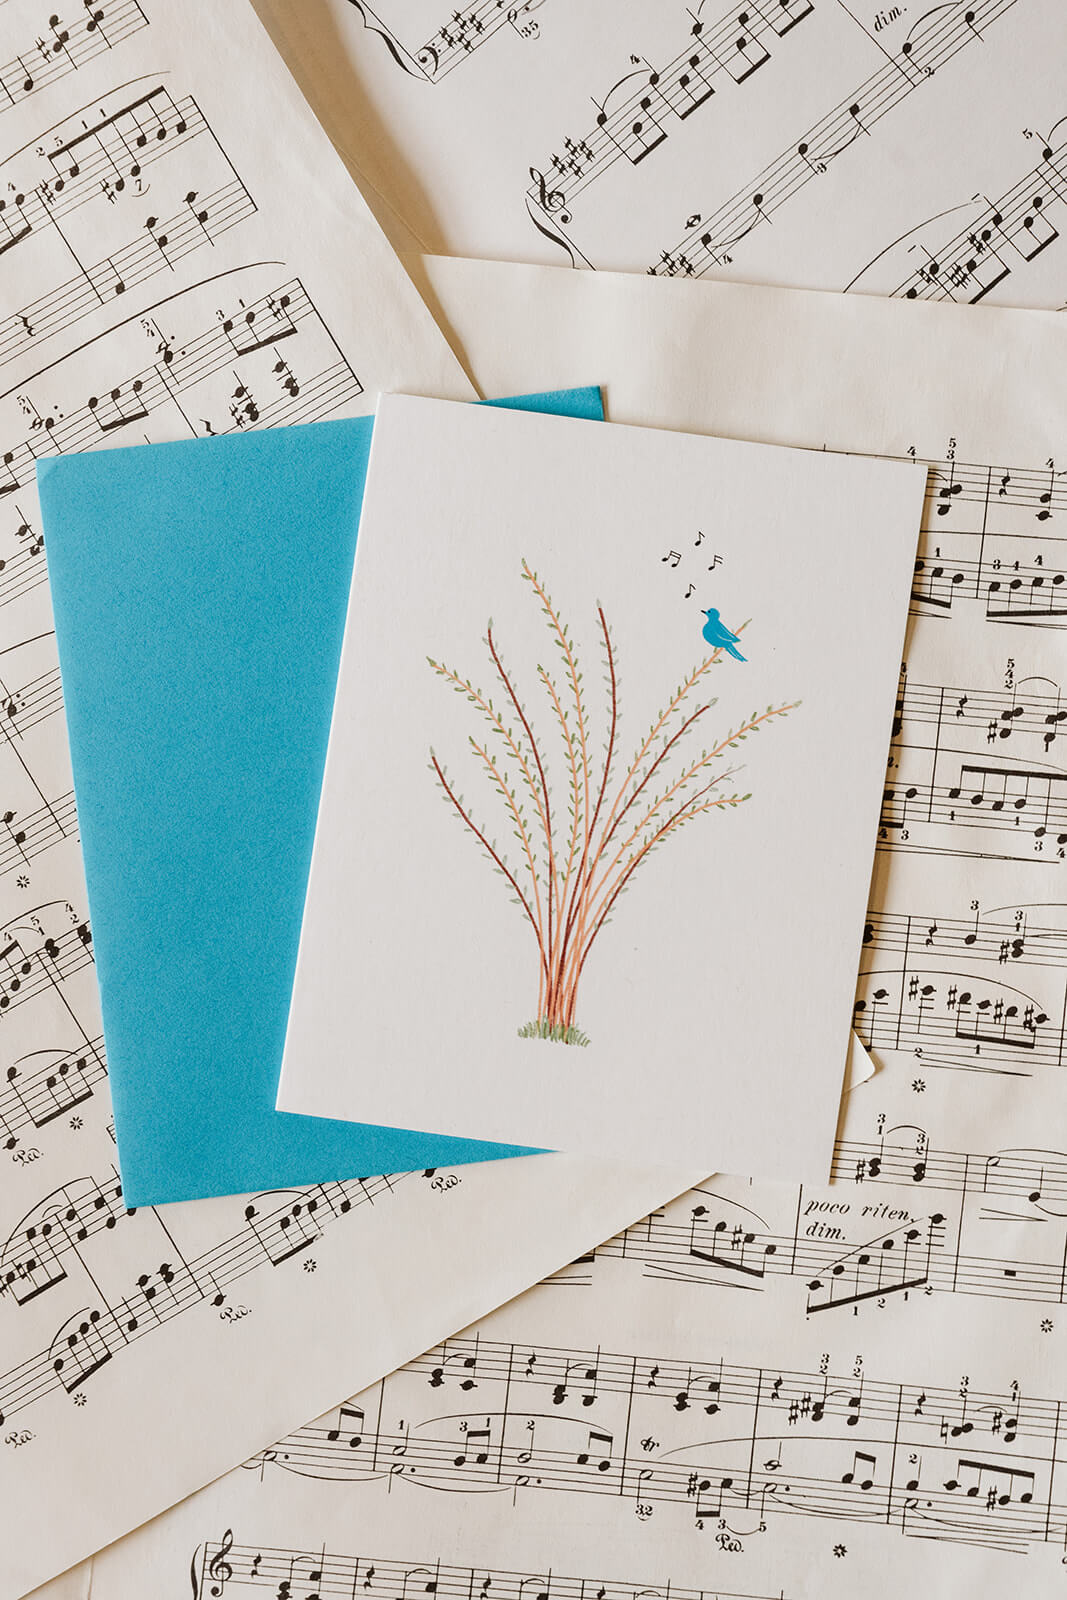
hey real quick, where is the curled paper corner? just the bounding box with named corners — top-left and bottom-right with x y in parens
top-left (846, 1029), bottom-right (878, 1091)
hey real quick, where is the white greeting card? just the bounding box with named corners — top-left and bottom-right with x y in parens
top-left (277, 397), bottom-right (923, 1177)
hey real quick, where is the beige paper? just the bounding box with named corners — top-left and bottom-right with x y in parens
top-left (254, 0), bottom-right (1067, 310)
top-left (0, 10), bottom-right (701, 1593)
top-left (276, 396), bottom-right (922, 1176)
top-left (58, 260), bottom-right (1067, 1600)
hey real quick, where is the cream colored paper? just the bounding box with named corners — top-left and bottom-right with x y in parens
top-left (0, 9), bottom-right (702, 1594)
top-left (55, 263), bottom-right (1067, 1600)
top-left (72, 1092), bottom-right (1067, 1600)
top-left (254, 0), bottom-right (1067, 309)
top-left (276, 396), bottom-right (923, 1174)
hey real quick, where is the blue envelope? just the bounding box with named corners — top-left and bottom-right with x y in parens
top-left (38, 387), bottom-right (603, 1205)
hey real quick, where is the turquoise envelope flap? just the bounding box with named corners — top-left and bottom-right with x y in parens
top-left (38, 387), bottom-right (603, 1205)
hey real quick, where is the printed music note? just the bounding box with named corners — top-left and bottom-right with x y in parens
top-left (88, 381), bottom-right (150, 434)
top-left (428, 1337), bottom-right (480, 1390)
top-left (49, 1305), bottom-right (116, 1391)
top-left (243, 1190), bottom-right (325, 1266)
top-left (327, 1404), bottom-right (366, 1447)
top-left (454, 1423), bottom-right (492, 1467)
top-left (229, 380), bottom-right (260, 428)
top-left (595, 69), bottom-right (670, 166)
top-left (145, 214), bottom-right (173, 266)
top-left (841, 1450), bottom-right (877, 1490)
top-left (1037, 467), bottom-right (1056, 520)
top-left (719, 16), bottom-right (771, 84)
top-left (516, 1416), bottom-right (537, 1465)
top-left (274, 358), bottom-right (300, 399)
top-left (185, 190), bottom-right (211, 238)
top-left (674, 47), bottom-right (716, 118)
top-left (222, 294), bottom-right (298, 356)
top-left (553, 1355), bottom-right (599, 1407)
top-left (576, 1427), bottom-right (613, 1470)
top-left (0, 194), bottom-right (32, 257)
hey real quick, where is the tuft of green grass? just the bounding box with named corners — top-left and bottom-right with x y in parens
top-left (517, 1018), bottom-right (591, 1048)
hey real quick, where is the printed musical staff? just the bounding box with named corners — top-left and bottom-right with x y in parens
top-left (0, 788), bottom-right (78, 879)
top-left (874, 130), bottom-right (1067, 302)
top-left (188, 1535), bottom-right (789, 1600)
top-left (1, 1034), bottom-right (107, 1145)
top-left (0, 1), bottom-right (509, 1591)
top-left (0, 1170), bottom-right (130, 1304)
top-left (0, 1173), bottom-right (401, 1423)
top-left (248, 1330), bottom-right (1067, 1554)
top-left (6, 86), bottom-right (201, 243)
top-left (350, 0), bottom-right (548, 82)
top-left (0, 276), bottom-right (363, 480)
top-left (856, 900), bottom-right (1067, 1070)
top-left (640, 0), bottom-right (1016, 281)
top-left (0, 179), bottom-right (257, 373)
top-left (535, 1139), bottom-right (1067, 1314)
top-left (0, 514), bottom-right (47, 611)
top-left (0, 894), bottom-right (102, 1154)
top-left (846, 450), bottom-right (1067, 626)
top-left (0, 911), bottom-right (94, 1019)
top-left (832, 1127), bottom-right (1067, 1207)
top-left (0, 661), bottom-right (63, 745)
top-left (879, 669), bottom-right (1067, 861)
top-left (0, 2), bottom-right (149, 119)
top-left (525, 0), bottom-right (816, 262)
top-left (0, 87), bottom-right (256, 369)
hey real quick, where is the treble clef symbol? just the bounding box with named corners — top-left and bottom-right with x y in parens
top-left (528, 167), bottom-right (570, 223)
top-left (207, 1529), bottom-right (235, 1596)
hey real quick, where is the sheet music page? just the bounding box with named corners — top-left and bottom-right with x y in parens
top-left (76, 1088), bottom-right (1067, 1600)
top-left (252, 0), bottom-right (1067, 309)
top-left (62, 265), bottom-right (1067, 1599)
top-left (0, 12), bottom-right (704, 1595)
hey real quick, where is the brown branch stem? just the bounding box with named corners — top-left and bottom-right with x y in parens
top-left (562, 784), bottom-right (742, 1024)
top-left (430, 752), bottom-right (548, 987)
top-left (555, 606), bottom-right (619, 998)
top-left (486, 623), bottom-right (557, 966)
top-left (468, 736), bottom-right (547, 994)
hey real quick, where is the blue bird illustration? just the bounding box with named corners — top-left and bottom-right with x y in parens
top-left (702, 607), bottom-right (746, 661)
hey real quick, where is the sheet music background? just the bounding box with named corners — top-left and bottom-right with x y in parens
top-left (253, 0), bottom-right (1067, 310)
top-left (70, 258), bottom-right (1067, 1600)
top-left (15, 1), bottom-right (1067, 1596)
top-left (0, 9), bottom-right (696, 1596)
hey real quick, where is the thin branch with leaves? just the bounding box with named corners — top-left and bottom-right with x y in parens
top-left (428, 560), bottom-right (798, 1046)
